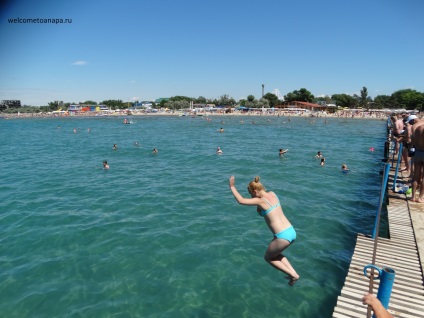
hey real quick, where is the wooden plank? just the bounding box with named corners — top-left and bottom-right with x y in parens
top-left (341, 285), bottom-right (424, 307)
top-left (333, 305), bottom-right (365, 317)
top-left (349, 259), bottom-right (423, 281)
top-left (352, 248), bottom-right (419, 265)
top-left (354, 244), bottom-right (419, 260)
top-left (355, 238), bottom-right (419, 256)
top-left (352, 247), bottom-right (419, 264)
top-left (345, 271), bottom-right (424, 292)
top-left (352, 252), bottom-right (420, 268)
top-left (356, 235), bottom-right (418, 251)
top-left (352, 253), bottom-right (419, 270)
top-left (347, 267), bottom-right (420, 284)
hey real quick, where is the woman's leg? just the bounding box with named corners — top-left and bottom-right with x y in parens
top-left (264, 238), bottom-right (299, 283)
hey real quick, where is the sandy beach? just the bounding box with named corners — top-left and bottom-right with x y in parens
top-left (0, 109), bottom-right (393, 120)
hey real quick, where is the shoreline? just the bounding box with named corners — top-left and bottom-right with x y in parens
top-left (0, 110), bottom-right (391, 120)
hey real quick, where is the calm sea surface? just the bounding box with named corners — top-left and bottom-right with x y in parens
top-left (0, 115), bottom-right (387, 318)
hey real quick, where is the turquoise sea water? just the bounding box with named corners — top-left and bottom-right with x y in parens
top-left (0, 115), bottom-right (387, 318)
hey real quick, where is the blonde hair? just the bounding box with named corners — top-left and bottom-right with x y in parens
top-left (247, 176), bottom-right (265, 192)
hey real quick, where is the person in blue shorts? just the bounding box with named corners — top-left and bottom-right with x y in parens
top-left (229, 175), bottom-right (299, 286)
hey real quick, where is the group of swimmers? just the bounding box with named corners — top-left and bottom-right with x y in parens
top-left (103, 143), bottom-right (158, 169)
top-left (314, 151), bottom-right (349, 171)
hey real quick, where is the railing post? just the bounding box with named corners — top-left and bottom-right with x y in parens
top-left (391, 142), bottom-right (403, 191)
top-left (372, 163), bottom-right (390, 239)
top-left (377, 267), bottom-right (396, 309)
top-left (363, 265), bottom-right (395, 318)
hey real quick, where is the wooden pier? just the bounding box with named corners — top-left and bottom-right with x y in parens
top-left (333, 169), bottom-right (424, 317)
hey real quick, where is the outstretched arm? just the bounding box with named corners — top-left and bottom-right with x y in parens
top-left (229, 176), bottom-right (261, 206)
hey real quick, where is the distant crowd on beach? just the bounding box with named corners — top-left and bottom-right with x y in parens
top-left (2, 108), bottom-right (416, 120)
top-left (389, 111), bottom-right (424, 203)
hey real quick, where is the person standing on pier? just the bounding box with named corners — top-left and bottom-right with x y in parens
top-left (391, 114), bottom-right (404, 155)
top-left (410, 116), bottom-right (424, 202)
top-left (228, 175), bottom-right (299, 286)
top-left (399, 116), bottom-right (414, 174)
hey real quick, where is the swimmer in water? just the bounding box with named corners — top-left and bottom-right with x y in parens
top-left (103, 161), bottom-right (109, 169)
top-left (113, 144), bottom-right (118, 150)
top-left (216, 147), bottom-right (223, 154)
top-left (279, 149), bottom-right (288, 156)
top-left (152, 148), bottom-right (158, 154)
top-left (320, 158), bottom-right (325, 166)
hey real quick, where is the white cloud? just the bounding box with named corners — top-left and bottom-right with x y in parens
top-left (71, 60), bottom-right (87, 66)
top-left (132, 96), bottom-right (139, 101)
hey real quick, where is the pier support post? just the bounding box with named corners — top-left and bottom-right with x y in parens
top-left (377, 267), bottom-right (395, 309)
top-left (364, 265), bottom-right (395, 317)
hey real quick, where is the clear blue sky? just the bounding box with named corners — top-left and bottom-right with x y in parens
top-left (1, 0), bottom-right (423, 106)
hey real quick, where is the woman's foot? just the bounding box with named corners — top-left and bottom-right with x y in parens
top-left (286, 275), bottom-right (300, 286)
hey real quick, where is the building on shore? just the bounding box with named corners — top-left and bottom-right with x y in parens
top-left (0, 100), bottom-right (21, 110)
top-left (68, 104), bottom-right (109, 113)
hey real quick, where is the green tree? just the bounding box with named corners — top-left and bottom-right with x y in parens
top-left (390, 89), bottom-right (424, 111)
top-left (101, 99), bottom-right (125, 110)
top-left (217, 94), bottom-right (236, 106)
top-left (245, 97), bottom-right (270, 108)
top-left (170, 96), bottom-right (192, 102)
top-left (357, 86), bottom-right (370, 109)
top-left (47, 100), bottom-right (63, 111)
top-left (165, 100), bottom-right (190, 110)
top-left (331, 94), bottom-right (358, 108)
top-left (247, 95), bottom-right (255, 102)
top-left (195, 96), bottom-right (207, 104)
top-left (314, 95), bottom-right (332, 104)
top-left (263, 93), bottom-right (279, 108)
top-left (373, 95), bottom-right (392, 109)
top-left (284, 88), bottom-right (314, 103)
top-left (2, 106), bottom-right (41, 113)
top-left (257, 98), bottom-right (270, 108)
top-left (83, 100), bottom-right (97, 105)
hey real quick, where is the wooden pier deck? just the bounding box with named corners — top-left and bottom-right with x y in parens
top-left (333, 169), bottom-right (424, 317)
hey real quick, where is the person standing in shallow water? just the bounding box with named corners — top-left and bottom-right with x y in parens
top-left (229, 175), bottom-right (300, 286)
